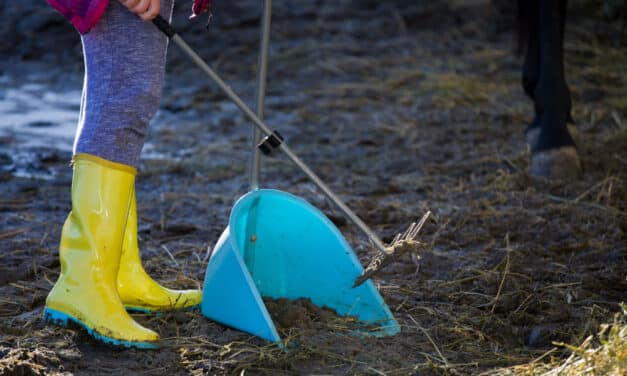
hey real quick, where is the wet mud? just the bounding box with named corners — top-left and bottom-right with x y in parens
top-left (1, 0), bottom-right (626, 375)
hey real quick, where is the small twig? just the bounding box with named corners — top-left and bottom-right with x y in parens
top-left (491, 233), bottom-right (511, 314)
top-left (0, 228), bottom-right (30, 240)
top-left (610, 110), bottom-right (624, 129)
top-left (408, 314), bottom-right (451, 369)
top-left (160, 192), bottom-right (167, 231)
top-left (499, 155), bottom-right (519, 173)
top-left (438, 273), bottom-right (483, 287)
top-left (203, 242), bottom-right (215, 262)
top-left (530, 347), bottom-right (559, 365)
top-left (39, 232), bottom-right (48, 246)
top-left (538, 282), bottom-right (582, 291)
top-left (161, 244), bottom-right (179, 267)
top-left (573, 176), bottom-right (618, 203)
top-left (365, 366), bottom-right (388, 376)
top-left (543, 194), bottom-right (627, 217)
top-left (545, 336), bottom-right (593, 376)
top-left (429, 217), bottom-right (449, 248)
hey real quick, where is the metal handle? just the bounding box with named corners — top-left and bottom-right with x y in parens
top-left (152, 15), bottom-right (176, 37)
top-left (151, 15), bottom-right (389, 256)
top-left (249, 0), bottom-right (272, 191)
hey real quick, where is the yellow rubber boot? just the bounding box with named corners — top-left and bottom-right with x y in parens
top-left (117, 189), bottom-right (202, 312)
top-left (44, 154), bottom-right (159, 349)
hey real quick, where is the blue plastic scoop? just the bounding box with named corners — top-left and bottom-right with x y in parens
top-left (201, 189), bottom-right (400, 342)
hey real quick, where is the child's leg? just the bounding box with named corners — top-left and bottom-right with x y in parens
top-left (74, 0), bottom-right (174, 167)
top-left (72, 0), bottom-right (203, 314)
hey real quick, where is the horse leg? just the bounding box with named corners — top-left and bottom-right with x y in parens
top-left (520, 0), bottom-right (541, 145)
top-left (529, 0), bottom-right (581, 180)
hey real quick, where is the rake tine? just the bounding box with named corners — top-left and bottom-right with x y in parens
top-left (408, 222), bottom-right (420, 240)
top-left (400, 222), bottom-right (416, 241)
top-left (391, 233), bottom-right (403, 246)
top-left (354, 211), bottom-right (432, 287)
top-left (410, 211), bottom-right (431, 240)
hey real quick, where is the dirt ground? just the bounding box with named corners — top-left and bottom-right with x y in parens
top-left (1, 1), bottom-right (625, 375)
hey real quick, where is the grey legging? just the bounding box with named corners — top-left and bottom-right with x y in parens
top-left (74, 0), bottom-right (174, 167)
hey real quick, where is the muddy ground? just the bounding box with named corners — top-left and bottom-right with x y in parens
top-left (1, 1), bottom-right (626, 375)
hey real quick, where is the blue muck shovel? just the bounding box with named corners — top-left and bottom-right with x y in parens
top-left (152, 1), bottom-right (428, 343)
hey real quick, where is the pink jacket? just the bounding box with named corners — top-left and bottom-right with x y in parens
top-left (47, 0), bottom-right (212, 34)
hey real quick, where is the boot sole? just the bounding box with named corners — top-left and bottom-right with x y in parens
top-left (125, 304), bottom-right (201, 315)
top-left (44, 307), bottom-right (159, 349)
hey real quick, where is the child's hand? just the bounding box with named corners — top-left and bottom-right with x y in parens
top-left (118, 0), bottom-right (161, 21)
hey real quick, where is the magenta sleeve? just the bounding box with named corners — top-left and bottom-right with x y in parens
top-left (47, 0), bottom-right (110, 34)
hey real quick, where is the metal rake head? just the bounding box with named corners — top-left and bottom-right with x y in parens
top-left (386, 210), bottom-right (431, 253)
top-left (354, 211), bottom-right (432, 287)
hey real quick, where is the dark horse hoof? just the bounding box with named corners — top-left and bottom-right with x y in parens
top-left (529, 146), bottom-right (582, 181)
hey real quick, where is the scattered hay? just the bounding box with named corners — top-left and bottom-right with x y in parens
top-left (0, 346), bottom-right (65, 376)
top-left (418, 73), bottom-right (507, 109)
top-left (485, 304), bottom-right (626, 376)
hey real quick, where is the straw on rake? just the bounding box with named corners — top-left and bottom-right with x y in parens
top-left (354, 211), bottom-right (431, 287)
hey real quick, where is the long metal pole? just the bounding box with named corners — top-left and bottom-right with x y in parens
top-left (159, 22), bottom-right (388, 255)
top-left (249, 0), bottom-right (272, 191)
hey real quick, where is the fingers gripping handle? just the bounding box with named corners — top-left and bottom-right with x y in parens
top-left (153, 15), bottom-right (176, 38)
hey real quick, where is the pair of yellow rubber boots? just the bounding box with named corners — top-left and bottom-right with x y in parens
top-left (44, 154), bottom-right (202, 349)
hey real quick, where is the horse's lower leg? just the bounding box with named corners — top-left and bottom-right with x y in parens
top-left (528, 0), bottom-right (581, 180)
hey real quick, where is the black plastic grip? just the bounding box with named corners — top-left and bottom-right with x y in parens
top-left (152, 15), bottom-right (176, 38)
top-left (258, 131), bottom-right (284, 156)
